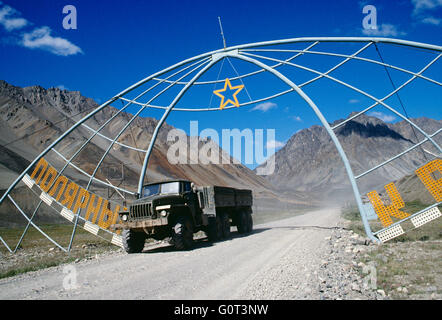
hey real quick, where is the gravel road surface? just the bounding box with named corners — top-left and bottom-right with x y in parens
top-left (0, 208), bottom-right (374, 299)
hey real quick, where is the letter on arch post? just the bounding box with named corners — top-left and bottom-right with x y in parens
top-left (367, 182), bottom-right (410, 228)
top-left (415, 158), bottom-right (442, 202)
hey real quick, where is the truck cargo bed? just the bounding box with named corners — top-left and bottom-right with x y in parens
top-left (208, 186), bottom-right (253, 208)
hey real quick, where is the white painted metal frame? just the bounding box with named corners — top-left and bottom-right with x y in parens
top-left (1, 37), bottom-right (441, 252)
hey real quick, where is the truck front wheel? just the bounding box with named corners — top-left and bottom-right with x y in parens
top-left (172, 216), bottom-right (194, 250)
top-left (122, 229), bottom-right (145, 253)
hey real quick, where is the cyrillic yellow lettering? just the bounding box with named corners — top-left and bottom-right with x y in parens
top-left (367, 182), bottom-right (410, 227)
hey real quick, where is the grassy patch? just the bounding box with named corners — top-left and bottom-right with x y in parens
top-left (0, 224), bottom-right (120, 280)
top-left (342, 203), bottom-right (442, 299)
top-left (358, 241), bottom-right (441, 299)
top-left (342, 202), bottom-right (442, 242)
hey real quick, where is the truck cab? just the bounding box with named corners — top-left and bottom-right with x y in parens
top-left (120, 180), bottom-right (201, 227)
top-left (112, 180), bottom-right (253, 253)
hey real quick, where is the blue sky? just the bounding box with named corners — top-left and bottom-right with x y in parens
top-left (0, 0), bottom-right (441, 169)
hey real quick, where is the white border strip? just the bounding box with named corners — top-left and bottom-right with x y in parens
top-left (60, 208), bottom-right (75, 222)
top-left (22, 174), bottom-right (34, 188)
top-left (111, 234), bottom-right (123, 248)
top-left (411, 207), bottom-right (441, 228)
top-left (84, 221), bottom-right (99, 235)
top-left (377, 224), bottom-right (405, 242)
top-left (39, 192), bottom-right (53, 206)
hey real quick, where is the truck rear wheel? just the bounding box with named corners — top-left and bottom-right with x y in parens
top-left (221, 212), bottom-right (230, 239)
top-left (214, 214), bottom-right (224, 240)
top-left (172, 216), bottom-right (194, 250)
top-left (122, 229), bottom-right (145, 253)
top-left (207, 214), bottom-right (226, 242)
top-left (237, 211), bottom-right (248, 234)
top-left (246, 212), bottom-right (253, 233)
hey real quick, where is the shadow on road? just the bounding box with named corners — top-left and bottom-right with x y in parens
top-left (266, 225), bottom-right (348, 231)
top-left (142, 228), bottom-right (271, 254)
top-left (142, 237), bottom-right (213, 254)
top-left (230, 227), bottom-right (271, 239)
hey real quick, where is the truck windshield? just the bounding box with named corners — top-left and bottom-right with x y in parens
top-left (143, 184), bottom-right (160, 197)
top-left (160, 182), bottom-right (180, 194)
top-left (142, 182), bottom-right (180, 197)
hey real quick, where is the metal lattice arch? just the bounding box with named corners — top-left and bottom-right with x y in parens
top-left (1, 37), bottom-right (441, 252)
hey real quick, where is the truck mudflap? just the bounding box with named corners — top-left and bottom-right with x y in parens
top-left (111, 217), bottom-right (169, 231)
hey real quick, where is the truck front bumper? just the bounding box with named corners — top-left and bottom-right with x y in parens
top-left (111, 217), bottom-right (169, 231)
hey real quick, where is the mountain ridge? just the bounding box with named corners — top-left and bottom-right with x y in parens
top-left (0, 80), bottom-right (315, 226)
top-left (257, 110), bottom-right (441, 204)
top-left (0, 80), bottom-right (278, 193)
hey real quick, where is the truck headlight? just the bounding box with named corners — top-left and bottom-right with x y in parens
top-left (160, 210), bottom-right (168, 217)
top-left (122, 214), bottom-right (128, 221)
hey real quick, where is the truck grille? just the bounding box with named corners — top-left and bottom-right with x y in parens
top-left (129, 203), bottom-right (152, 220)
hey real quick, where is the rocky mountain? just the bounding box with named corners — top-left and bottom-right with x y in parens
top-left (0, 80), bottom-right (280, 192)
top-left (2, 80), bottom-right (438, 227)
top-left (0, 80), bottom-right (314, 225)
top-left (257, 112), bottom-right (441, 204)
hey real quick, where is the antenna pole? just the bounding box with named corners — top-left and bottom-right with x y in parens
top-left (218, 16), bottom-right (227, 49)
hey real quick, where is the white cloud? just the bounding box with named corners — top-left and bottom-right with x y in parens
top-left (411, 0), bottom-right (442, 15)
top-left (251, 102), bottom-right (277, 112)
top-left (0, 3), bottom-right (82, 56)
top-left (290, 115), bottom-right (302, 122)
top-left (411, 0), bottom-right (442, 26)
top-left (22, 26), bottom-right (83, 56)
top-left (265, 139), bottom-right (285, 149)
top-left (349, 99), bottom-right (360, 104)
top-left (362, 23), bottom-right (406, 37)
top-left (56, 85), bottom-right (69, 91)
top-left (0, 4), bottom-right (28, 31)
top-left (368, 111), bottom-right (396, 122)
top-left (421, 16), bottom-right (441, 25)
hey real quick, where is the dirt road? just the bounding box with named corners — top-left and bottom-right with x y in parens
top-left (0, 208), bottom-right (343, 299)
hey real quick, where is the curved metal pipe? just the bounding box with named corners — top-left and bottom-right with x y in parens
top-left (2, 36), bottom-right (441, 251)
top-left (137, 57), bottom-right (222, 194)
top-left (241, 51), bottom-right (442, 153)
top-left (0, 54), bottom-right (211, 205)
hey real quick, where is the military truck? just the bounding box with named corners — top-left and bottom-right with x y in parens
top-left (112, 180), bottom-right (253, 253)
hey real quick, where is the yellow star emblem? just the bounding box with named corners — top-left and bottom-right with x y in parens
top-left (213, 78), bottom-right (244, 110)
